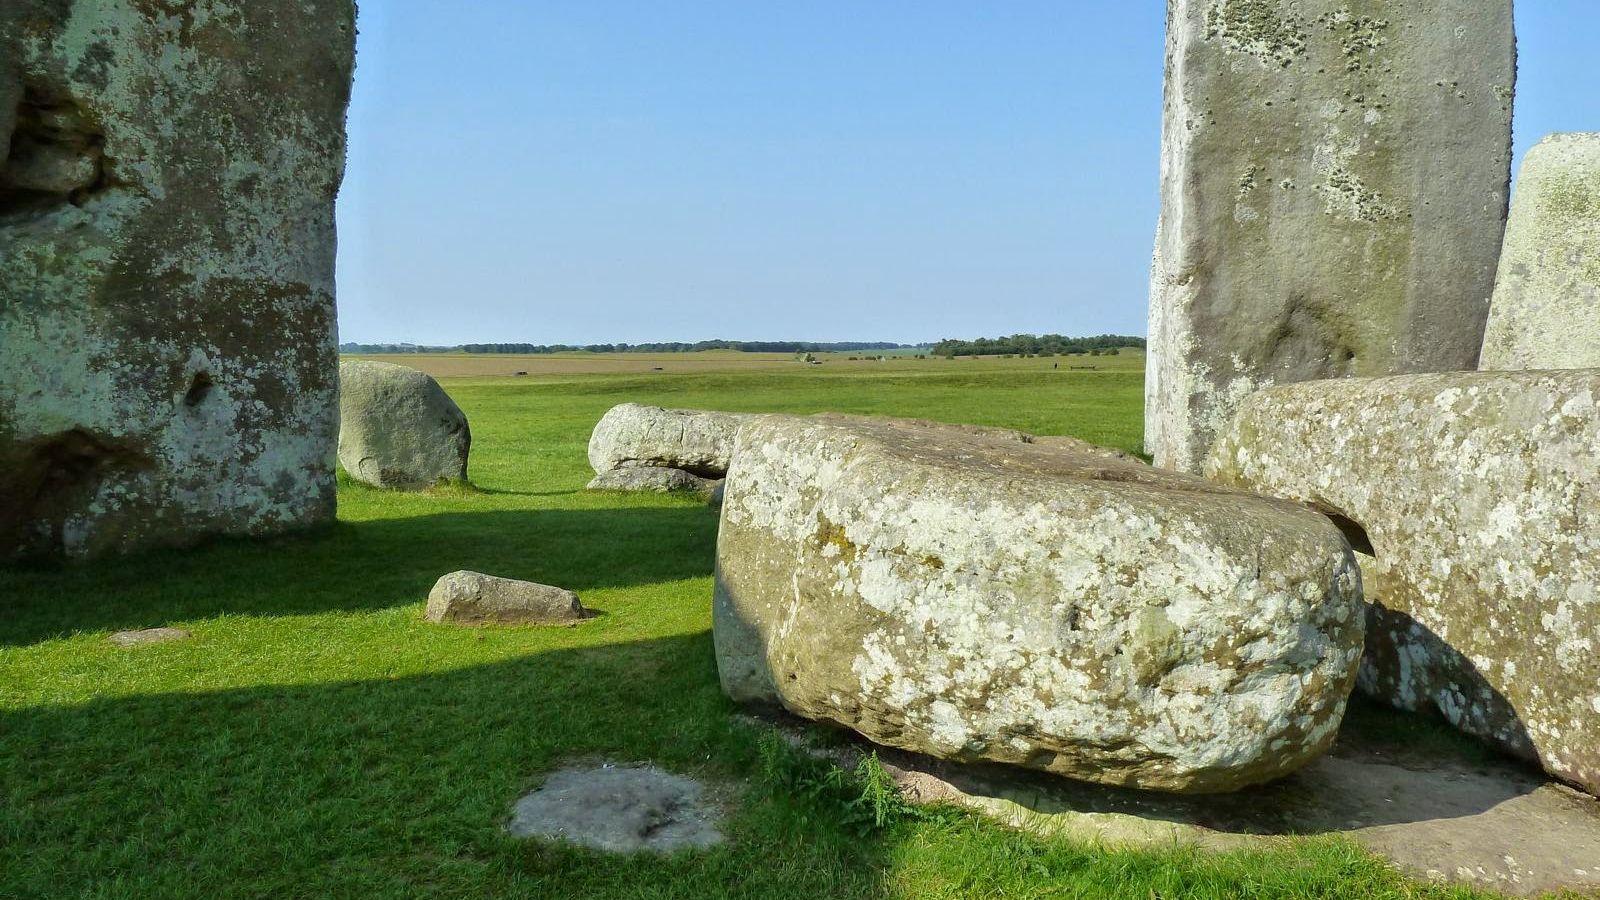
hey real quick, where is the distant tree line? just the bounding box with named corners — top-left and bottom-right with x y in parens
top-left (339, 340), bottom-right (922, 355)
top-left (929, 334), bottom-right (1146, 358)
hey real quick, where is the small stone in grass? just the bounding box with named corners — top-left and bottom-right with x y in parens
top-left (425, 570), bottom-right (589, 625)
top-left (108, 628), bottom-right (190, 647)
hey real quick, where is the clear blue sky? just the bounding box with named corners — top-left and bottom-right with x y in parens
top-left (335, 2), bottom-right (1600, 346)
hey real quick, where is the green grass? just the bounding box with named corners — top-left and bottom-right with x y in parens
top-left (0, 365), bottom-right (1499, 898)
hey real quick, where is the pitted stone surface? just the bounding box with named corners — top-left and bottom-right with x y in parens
top-left (1206, 370), bottom-right (1600, 796)
top-left (338, 360), bottom-right (470, 490)
top-left (1480, 133), bottom-right (1600, 371)
top-left (587, 404), bottom-right (747, 477)
top-left (714, 415), bottom-right (1365, 794)
top-left (0, 0), bottom-right (355, 560)
top-left (1147, 0), bottom-right (1515, 472)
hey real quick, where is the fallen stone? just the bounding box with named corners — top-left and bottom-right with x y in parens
top-left (1206, 369), bottom-right (1600, 796)
top-left (425, 571), bottom-right (587, 626)
top-left (1147, 0), bottom-right (1515, 472)
top-left (339, 360), bottom-right (470, 490)
top-left (1480, 133), bottom-right (1600, 371)
top-left (706, 480), bottom-right (726, 509)
top-left (0, 0), bottom-right (355, 560)
top-left (586, 467), bottom-right (716, 495)
top-left (107, 627), bottom-right (190, 648)
top-left (587, 404), bottom-right (747, 477)
top-left (506, 764), bottom-right (724, 853)
top-left (714, 414), bottom-right (1365, 794)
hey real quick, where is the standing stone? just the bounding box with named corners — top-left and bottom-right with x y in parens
top-left (715, 415), bottom-right (1365, 794)
top-left (1147, 0), bottom-right (1515, 472)
top-left (1480, 133), bottom-right (1600, 371)
top-left (338, 360), bottom-right (470, 490)
top-left (1207, 370), bottom-right (1600, 797)
top-left (0, 1), bottom-right (355, 559)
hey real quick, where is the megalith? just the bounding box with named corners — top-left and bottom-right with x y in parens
top-left (1147, 0), bottom-right (1515, 472)
top-left (1207, 370), bottom-right (1600, 796)
top-left (338, 360), bottom-right (471, 490)
top-left (715, 415), bottom-right (1365, 794)
top-left (1480, 133), bottom-right (1600, 371)
top-left (0, 1), bottom-right (356, 559)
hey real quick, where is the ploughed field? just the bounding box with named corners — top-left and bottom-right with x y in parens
top-left (0, 354), bottom-right (1507, 899)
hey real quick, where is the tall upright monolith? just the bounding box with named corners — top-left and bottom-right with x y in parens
top-left (1147, 0), bottom-right (1515, 472)
top-left (1479, 133), bottom-right (1600, 371)
top-left (0, 1), bottom-right (356, 559)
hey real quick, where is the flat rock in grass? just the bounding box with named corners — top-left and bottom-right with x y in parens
top-left (107, 627), bottom-right (190, 647)
top-left (587, 404), bottom-right (748, 477)
top-left (586, 467), bottom-right (716, 495)
top-left (506, 764), bottom-right (724, 853)
top-left (714, 414), bottom-right (1365, 794)
top-left (1206, 369), bottom-right (1600, 797)
top-left (425, 571), bottom-right (587, 626)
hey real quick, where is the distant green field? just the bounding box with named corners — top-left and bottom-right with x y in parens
top-left (0, 360), bottom-right (1496, 899)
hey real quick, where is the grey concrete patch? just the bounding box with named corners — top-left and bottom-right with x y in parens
top-left (107, 628), bottom-right (190, 647)
top-left (507, 764), bottom-right (724, 854)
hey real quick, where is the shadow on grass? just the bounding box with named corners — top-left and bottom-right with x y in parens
top-left (0, 505), bottom-right (719, 647)
top-left (0, 633), bottom-right (892, 899)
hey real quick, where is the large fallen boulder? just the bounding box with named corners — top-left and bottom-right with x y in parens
top-left (0, 0), bottom-right (355, 560)
top-left (1206, 370), bottom-right (1600, 796)
top-left (1146, 0), bottom-right (1515, 472)
top-left (338, 360), bottom-right (470, 490)
top-left (587, 404), bottom-right (746, 477)
top-left (1480, 133), bottom-right (1600, 371)
top-left (714, 415), bottom-right (1365, 794)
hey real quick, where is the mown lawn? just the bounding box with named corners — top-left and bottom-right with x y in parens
top-left (0, 362), bottom-right (1497, 898)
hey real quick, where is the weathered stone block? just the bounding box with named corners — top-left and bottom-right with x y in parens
top-left (0, 0), bottom-right (356, 559)
top-left (1206, 370), bottom-right (1600, 795)
top-left (1480, 133), bottom-right (1600, 371)
top-left (1147, 0), bottom-right (1515, 472)
top-left (715, 415), bottom-right (1365, 794)
top-left (587, 404), bottom-right (747, 477)
top-left (338, 360), bottom-right (470, 490)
